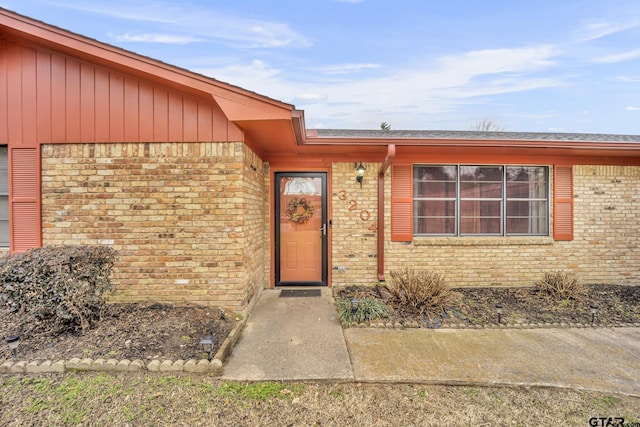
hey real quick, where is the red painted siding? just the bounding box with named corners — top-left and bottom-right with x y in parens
top-left (0, 40), bottom-right (231, 145)
top-left (0, 39), bottom-right (235, 253)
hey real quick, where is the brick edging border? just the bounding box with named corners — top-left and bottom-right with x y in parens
top-left (0, 314), bottom-right (248, 376)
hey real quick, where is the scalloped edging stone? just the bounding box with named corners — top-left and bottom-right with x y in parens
top-left (348, 321), bottom-right (640, 330)
top-left (0, 315), bottom-right (247, 376)
top-left (0, 358), bottom-right (222, 375)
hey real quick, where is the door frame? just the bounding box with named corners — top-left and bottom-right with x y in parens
top-left (274, 171), bottom-right (328, 286)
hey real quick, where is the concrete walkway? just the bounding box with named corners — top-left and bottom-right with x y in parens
top-left (345, 327), bottom-right (640, 396)
top-left (223, 288), bottom-right (640, 397)
top-left (223, 287), bottom-right (353, 381)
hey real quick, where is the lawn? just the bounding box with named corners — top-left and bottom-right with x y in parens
top-left (1, 373), bottom-right (639, 426)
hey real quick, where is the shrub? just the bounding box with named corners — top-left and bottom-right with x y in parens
top-left (535, 270), bottom-right (585, 302)
top-left (387, 268), bottom-right (455, 316)
top-left (0, 245), bottom-right (117, 332)
top-left (337, 297), bottom-right (389, 325)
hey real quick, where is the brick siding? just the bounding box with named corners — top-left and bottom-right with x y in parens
top-left (383, 165), bottom-right (640, 287)
top-left (41, 142), bottom-right (265, 311)
top-left (331, 162), bottom-right (379, 286)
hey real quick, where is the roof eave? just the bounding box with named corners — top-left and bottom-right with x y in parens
top-left (301, 136), bottom-right (640, 151)
top-left (0, 7), bottom-right (295, 123)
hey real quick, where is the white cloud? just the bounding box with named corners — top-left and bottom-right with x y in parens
top-left (626, 106), bottom-right (640, 111)
top-left (593, 49), bottom-right (640, 63)
top-left (112, 33), bottom-right (203, 44)
top-left (195, 60), bottom-right (285, 93)
top-left (613, 76), bottom-right (640, 83)
top-left (58, 1), bottom-right (311, 49)
top-left (222, 45), bottom-right (564, 128)
top-left (293, 93), bottom-right (329, 104)
top-left (312, 63), bottom-right (381, 75)
top-left (575, 20), bottom-right (639, 42)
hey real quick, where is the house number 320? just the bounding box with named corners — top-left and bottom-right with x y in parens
top-left (337, 190), bottom-right (371, 221)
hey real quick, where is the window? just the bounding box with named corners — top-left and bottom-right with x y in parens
top-left (0, 146), bottom-right (7, 246)
top-left (413, 165), bottom-right (548, 236)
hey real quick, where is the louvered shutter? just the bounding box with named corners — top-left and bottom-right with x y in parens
top-left (553, 165), bottom-right (573, 241)
top-left (391, 164), bottom-right (413, 242)
top-left (10, 148), bottom-right (41, 252)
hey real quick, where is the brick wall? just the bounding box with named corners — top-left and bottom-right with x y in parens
top-left (241, 145), bottom-right (266, 308)
top-left (331, 162), bottom-right (379, 286)
top-left (41, 142), bottom-right (265, 311)
top-left (383, 165), bottom-right (640, 287)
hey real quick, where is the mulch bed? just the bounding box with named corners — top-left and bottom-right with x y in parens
top-left (2, 284), bottom-right (639, 363)
top-left (335, 284), bottom-right (640, 328)
top-left (0, 303), bottom-right (236, 363)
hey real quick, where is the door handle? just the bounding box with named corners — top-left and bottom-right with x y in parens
top-left (320, 224), bottom-right (327, 236)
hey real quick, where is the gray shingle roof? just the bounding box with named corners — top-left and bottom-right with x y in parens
top-left (313, 129), bottom-right (640, 143)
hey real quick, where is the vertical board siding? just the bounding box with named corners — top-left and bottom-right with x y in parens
top-left (21, 47), bottom-right (37, 145)
top-left (391, 164), bottom-right (413, 242)
top-left (0, 40), bottom-right (230, 146)
top-left (9, 147), bottom-right (40, 252)
top-left (553, 165), bottom-right (574, 240)
top-left (109, 74), bottom-right (125, 142)
top-left (94, 67), bottom-right (110, 142)
top-left (138, 81), bottom-right (154, 141)
top-left (80, 63), bottom-right (95, 141)
top-left (50, 54), bottom-right (66, 143)
top-left (6, 43), bottom-right (22, 143)
top-left (0, 39), bottom-right (234, 253)
top-left (0, 41), bottom-right (7, 143)
top-left (124, 77), bottom-right (139, 141)
top-left (36, 51), bottom-right (52, 143)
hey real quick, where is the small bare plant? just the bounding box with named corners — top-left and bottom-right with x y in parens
top-left (535, 271), bottom-right (586, 301)
top-left (387, 268), bottom-right (454, 316)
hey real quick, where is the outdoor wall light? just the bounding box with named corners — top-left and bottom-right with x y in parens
top-left (355, 162), bottom-right (366, 188)
top-left (590, 305), bottom-right (598, 324)
top-left (6, 335), bottom-right (20, 359)
top-left (495, 305), bottom-right (503, 324)
top-left (199, 334), bottom-right (217, 361)
top-left (351, 298), bottom-right (360, 313)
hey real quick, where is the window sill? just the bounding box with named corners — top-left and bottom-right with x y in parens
top-left (413, 236), bottom-right (554, 246)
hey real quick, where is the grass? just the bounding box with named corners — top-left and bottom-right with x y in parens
top-left (1, 373), bottom-right (639, 426)
top-left (336, 297), bottom-right (389, 325)
top-left (216, 381), bottom-right (305, 401)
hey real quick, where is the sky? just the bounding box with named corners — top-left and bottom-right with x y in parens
top-left (2, 1), bottom-right (640, 134)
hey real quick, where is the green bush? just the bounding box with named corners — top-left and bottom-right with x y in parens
top-left (535, 271), bottom-right (585, 302)
top-left (0, 245), bottom-right (117, 332)
top-left (387, 268), bottom-right (454, 316)
top-left (337, 297), bottom-right (389, 325)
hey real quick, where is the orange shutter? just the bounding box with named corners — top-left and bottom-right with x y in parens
top-left (391, 164), bottom-right (413, 242)
top-left (10, 147), bottom-right (41, 252)
top-left (553, 165), bottom-right (573, 241)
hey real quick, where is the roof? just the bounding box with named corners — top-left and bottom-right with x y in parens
top-left (312, 129), bottom-right (640, 143)
top-left (0, 7), bottom-right (298, 153)
top-left (2, 7), bottom-right (640, 163)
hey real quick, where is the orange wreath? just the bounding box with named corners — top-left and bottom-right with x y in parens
top-left (286, 197), bottom-right (314, 224)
